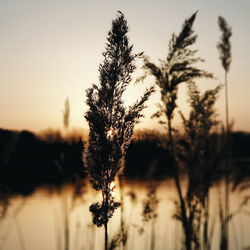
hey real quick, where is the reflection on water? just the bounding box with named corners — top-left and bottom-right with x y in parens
top-left (0, 180), bottom-right (249, 250)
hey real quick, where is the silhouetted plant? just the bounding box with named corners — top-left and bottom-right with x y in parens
top-left (63, 97), bottom-right (70, 130)
top-left (84, 11), bottom-right (154, 250)
top-left (217, 17), bottom-right (232, 74)
top-left (217, 16), bottom-right (232, 250)
top-left (106, 190), bottom-right (137, 250)
top-left (139, 12), bottom-right (212, 250)
top-left (177, 82), bottom-right (221, 250)
top-left (108, 225), bottom-right (128, 250)
top-left (126, 190), bottom-right (138, 250)
top-left (117, 174), bottom-right (128, 250)
top-left (142, 181), bottom-right (159, 250)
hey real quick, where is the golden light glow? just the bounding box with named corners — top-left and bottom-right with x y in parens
top-left (106, 127), bottom-right (117, 140)
top-left (1, 1), bottom-right (250, 132)
top-left (110, 181), bottom-right (116, 193)
top-left (109, 181), bottom-right (117, 198)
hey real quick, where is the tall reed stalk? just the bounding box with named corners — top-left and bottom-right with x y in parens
top-left (178, 82), bottom-right (221, 250)
top-left (140, 12), bottom-right (212, 250)
top-left (217, 16), bottom-right (232, 250)
top-left (84, 12), bottom-right (154, 250)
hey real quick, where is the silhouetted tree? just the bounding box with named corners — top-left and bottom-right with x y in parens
top-left (217, 16), bottom-right (232, 250)
top-left (139, 12), bottom-right (213, 250)
top-left (84, 11), bottom-right (154, 250)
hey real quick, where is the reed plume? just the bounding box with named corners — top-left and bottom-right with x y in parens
top-left (177, 82), bottom-right (221, 250)
top-left (139, 12), bottom-right (212, 250)
top-left (84, 11), bottom-right (154, 250)
top-left (217, 16), bottom-right (232, 250)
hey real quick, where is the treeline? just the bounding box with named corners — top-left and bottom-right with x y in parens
top-left (0, 128), bottom-right (249, 195)
top-left (0, 129), bottom-right (83, 195)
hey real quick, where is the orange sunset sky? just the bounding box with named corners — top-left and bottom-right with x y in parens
top-left (0, 0), bottom-right (250, 133)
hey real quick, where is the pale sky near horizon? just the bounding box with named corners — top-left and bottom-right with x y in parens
top-left (0, 0), bottom-right (250, 134)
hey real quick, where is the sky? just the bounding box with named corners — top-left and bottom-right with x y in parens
top-left (0, 0), bottom-right (250, 133)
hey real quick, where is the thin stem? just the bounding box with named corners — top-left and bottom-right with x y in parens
top-left (150, 219), bottom-right (156, 250)
top-left (224, 70), bottom-right (230, 250)
top-left (63, 192), bottom-right (69, 250)
top-left (203, 194), bottom-right (210, 250)
top-left (104, 222), bottom-right (108, 250)
top-left (103, 183), bottom-right (109, 250)
top-left (119, 175), bottom-right (125, 250)
top-left (167, 118), bottom-right (191, 250)
top-left (225, 72), bottom-right (229, 133)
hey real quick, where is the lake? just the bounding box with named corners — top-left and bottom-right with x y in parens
top-left (0, 179), bottom-right (249, 250)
